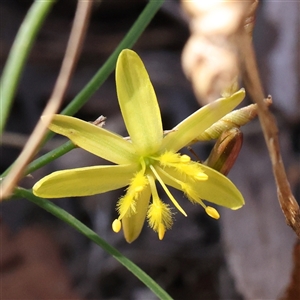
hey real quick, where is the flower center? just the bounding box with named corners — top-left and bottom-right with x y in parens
top-left (112, 150), bottom-right (220, 240)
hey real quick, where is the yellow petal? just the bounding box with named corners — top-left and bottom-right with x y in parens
top-left (157, 164), bottom-right (244, 210)
top-left (33, 164), bottom-right (139, 198)
top-left (122, 185), bottom-right (151, 243)
top-left (194, 165), bottom-right (244, 209)
top-left (161, 89), bottom-right (245, 152)
top-left (116, 49), bottom-right (163, 155)
top-left (43, 115), bottom-right (137, 164)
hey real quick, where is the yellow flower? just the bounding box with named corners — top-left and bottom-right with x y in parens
top-left (33, 49), bottom-right (245, 243)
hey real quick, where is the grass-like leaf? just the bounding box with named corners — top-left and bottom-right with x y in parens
top-left (0, 0), bottom-right (56, 135)
top-left (15, 187), bottom-right (173, 300)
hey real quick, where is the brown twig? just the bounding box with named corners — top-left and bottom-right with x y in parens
top-left (0, 0), bottom-right (94, 200)
top-left (282, 240), bottom-right (300, 299)
top-left (238, 32), bottom-right (300, 238)
top-left (0, 131), bottom-right (67, 152)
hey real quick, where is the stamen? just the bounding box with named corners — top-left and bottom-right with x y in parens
top-left (158, 152), bottom-right (181, 165)
top-left (158, 223), bottom-right (166, 240)
top-left (117, 193), bottom-right (136, 220)
top-left (149, 165), bottom-right (187, 217)
top-left (112, 219), bottom-right (122, 232)
top-left (156, 165), bottom-right (184, 187)
top-left (147, 175), bottom-right (173, 235)
top-left (181, 182), bottom-right (203, 204)
top-left (177, 162), bottom-right (208, 181)
top-left (147, 173), bottom-right (160, 204)
top-left (180, 154), bottom-right (191, 163)
top-left (156, 166), bottom-right (211, 221)
top-left (205, 206), bottom-right (220, 219)
top-left (130, 171), bottom-right (148, 192)
top-left (194, 172), bottom-right (208, 180)
top-left (156, 167), bottom-right (204, 208)
top-left (158, 152), bottom-right (207, 181)
top-left (117, 171), bottom-right (148, 219)
top-left (134, 185), bottom-right (144, 193)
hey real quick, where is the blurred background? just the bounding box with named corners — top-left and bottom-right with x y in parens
top-left (1, 0), bottom-right (299, 299)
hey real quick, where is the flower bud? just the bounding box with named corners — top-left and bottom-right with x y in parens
top-left (205, 128), bottom-right (243, 175)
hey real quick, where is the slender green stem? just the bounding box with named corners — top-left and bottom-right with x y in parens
top-left (0, 140), bottom-right (75, 178)
top-left (0, 0), bottom-right (56, 135)
top-left (26, 140), bottom-right (76, 175)
top-left (15, 188), bottom-right (173, 300)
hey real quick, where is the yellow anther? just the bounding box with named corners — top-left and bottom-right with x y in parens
top-left (195, 172), bottom-right (208, 180)
top-left (112, 219), bottom-right (122, 233)
top-left (180, 154), bottom-right (191, 163)
top-left (158, 223), bottom-right (166, 240)
top-left (205, 206), bottom-right (220, 219)
top-left (135, 185), bottom-right (144, 192)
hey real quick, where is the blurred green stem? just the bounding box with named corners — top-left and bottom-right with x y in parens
top-left (15, 188), bottom-right (173, 300)
top-left (0, 0), bottom-right (56, 135)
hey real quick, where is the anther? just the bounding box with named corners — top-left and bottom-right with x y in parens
top-left (195, 172), bottom-right (208, 180)
top-left (158, 223), bottom-right (166, 240)
top-left (134, 186), bottom-right (144, 192)
top-left (112, 219), bottom-right (122, 232)
top-left (205, 206), bottom-right (220, 219)
top-left (180, 155), bottom-right (191, 163)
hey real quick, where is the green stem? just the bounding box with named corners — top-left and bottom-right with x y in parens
top-left (15, 188), bottom-right (173, 300)
top-left (1, 141), bottom-right (75, 178)
top-left (0, 0), bottom-right (56, 135)
top-left (27, 140), bottom-right (76, 175)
